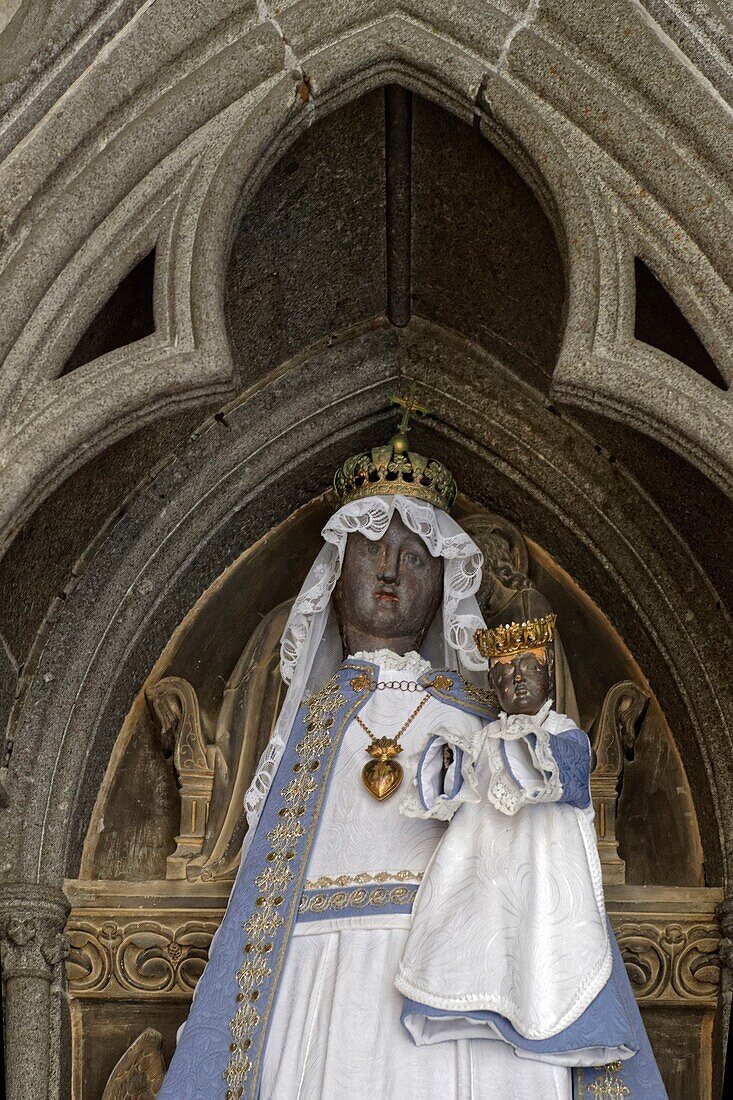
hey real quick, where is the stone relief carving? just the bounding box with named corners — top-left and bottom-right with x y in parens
top-left (588, 681), bottom-right (648, 884)
top-left (66, 917), bottom-right (217, 998)
top-left (614, 921), bottom-right (721, 1005)
top-left (65, 900), bottom-right (720, 1008)
top-left (0, 887), bottom-right (70, 983)
top-left (145, 606), bottom-right (288, 883)
top-left (0, 916), bottom-right (70, 981)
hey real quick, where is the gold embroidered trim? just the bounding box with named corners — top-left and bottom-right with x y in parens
top-left (299, 884), bottom-right (417, 916)
top-left (304, 870), bottom-right (424, 889)
top-left (223, 675), bottom-right (345, 1096)
top-left (577, 1063), bottom-right (630, 1099)
top-left (459, 675), bottom-right (499, 710)
top-left (423, 671), bottom-right (496, 711)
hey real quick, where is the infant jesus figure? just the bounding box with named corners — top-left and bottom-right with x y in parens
top-left (395, 614), bottom-right (667, 1097)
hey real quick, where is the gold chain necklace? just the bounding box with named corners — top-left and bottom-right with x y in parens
top-left (356, 693), bottom-right (430, 801)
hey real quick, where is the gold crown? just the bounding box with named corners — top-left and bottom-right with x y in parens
top-left (474, 614), bottom-right (557, 659)
top-left (332, 388), bottom-right (457, 513)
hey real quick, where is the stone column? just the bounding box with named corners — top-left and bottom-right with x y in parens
top-left (0, 884), bottom-right (70, 1100)
top-left (718, 892), bottom-right (733, 1058)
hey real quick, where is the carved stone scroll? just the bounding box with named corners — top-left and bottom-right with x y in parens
top-left (146, 677), bottom-right (215, 880)
top-left (614, 920), bottom-right (721, 1006)
top-left (66, 915), bottom-right (218, 999)
top-left (589, 681), bottom-right (649, 885)
top-left (101, 1028), bottom-right (166, 1100)
top-left (65, 882), bottom-right (722, 1009)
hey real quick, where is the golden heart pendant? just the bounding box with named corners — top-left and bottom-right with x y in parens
top-left (362, 758), bottom-right (404, 801)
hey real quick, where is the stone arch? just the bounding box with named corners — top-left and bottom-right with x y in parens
top-left (0, 37), bottom-right (598, 545)
top-left (5, 324), bottom-right (729, 884)
top-left (3, 321), bottom-right (729, 1097)
top-left (1, 2), bottom-right (733, 547)
top-left (2, 5), bottom-right (733, 1097)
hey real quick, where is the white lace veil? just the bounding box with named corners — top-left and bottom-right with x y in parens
top-left (240, 494), bottom-right (488, 857)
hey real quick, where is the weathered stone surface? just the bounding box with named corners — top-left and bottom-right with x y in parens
top-left (0, 883), bottom-right (70, 1100)
top-left (0, 0), bottom-right (731, 546)
top-left (226, 89), bottom-right (387, 388)
top-left (568, 407), bottom-right (733, 618)
top-left (0, 627), bottom-right (17, 777)
top-left (411, 95), bottom-right (565, 392)
top-left (0, 405), bottom-right (214, 664)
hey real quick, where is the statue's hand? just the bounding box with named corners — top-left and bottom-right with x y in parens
top-left (442, 745), bottom-right (454, 770)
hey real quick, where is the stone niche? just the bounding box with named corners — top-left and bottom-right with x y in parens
top-left (64, 496), bottom-right (721, 1100)
top-left (4, 76), bottom-right (724, 1100)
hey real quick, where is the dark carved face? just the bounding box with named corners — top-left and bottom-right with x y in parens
top-left (334, 513), bottom-right (444, 655)
top-left (489, 650), bottom-right (551, 715)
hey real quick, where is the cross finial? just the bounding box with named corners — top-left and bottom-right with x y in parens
top-left (390, 382), bottom-right (429, 435)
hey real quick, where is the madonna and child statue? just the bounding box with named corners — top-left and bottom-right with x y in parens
top-left (159, 404), bottom-right (668, 1099)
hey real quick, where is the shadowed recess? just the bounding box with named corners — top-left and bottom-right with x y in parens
top-left (224, 90), bottom-right (566, 396)
top-left (634, 258), bottom-right (728, 391)
top-left (60, 249), bottom-right (156, 376)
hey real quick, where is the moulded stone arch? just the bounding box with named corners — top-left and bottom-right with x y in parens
top-left (1, 1), bottom-right (733, 550)
top-left (1, 320), bottom-right (730, 1097)
top-left (2, 12), bottom-right (733, 1089)
top-left (0, 10), bottom-right (595, 545)
top-left (5, 322), bottom-right (730, 888)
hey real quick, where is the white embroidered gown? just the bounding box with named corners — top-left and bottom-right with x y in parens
top-left (259, 651), bottom-right (571, 1100)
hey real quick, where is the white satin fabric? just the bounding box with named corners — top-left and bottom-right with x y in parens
top-left (305, 652), bottom-right (479, 883)
top-left (397, 711), bottom-right (611, 1042)
top-left (260, 654), bottom-right (571, 1099)
top-left (261, 917), bottom-right (571, 1100)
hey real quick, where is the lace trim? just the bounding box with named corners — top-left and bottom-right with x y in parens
top-left (350, 649), bottom-right (431, 675)
top-left (400, 725), bottom-right (484, 822)
top-left (484, 701), bottom-right (563, 816)
top-left (281, 496), bottom-right (486, 684)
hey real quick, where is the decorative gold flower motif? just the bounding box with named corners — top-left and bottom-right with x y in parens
top-left (226, 674), bottom-right (346, 1089)
top-left (244, 910), bottom-right (283, 939)
top-left (254, 864), bottom-right (293, 894)
top-left (280, 774), bottom-right (316, 804)
top-left (230, 1003), bottom-right (259, 1035)
top-left (265, 818), bottom-right (305, 851)
top-left (350, 673), bottom-right (372, 692)
top-left (236, 953), bottom-right (271, 989)
top-left (585, 1063), bottom-right (630, 1099)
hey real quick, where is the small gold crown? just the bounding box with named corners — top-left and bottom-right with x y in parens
top-left (332, 387), bottom-right (457, 513)
top-left (474, 614), bottom-right (557, 659)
